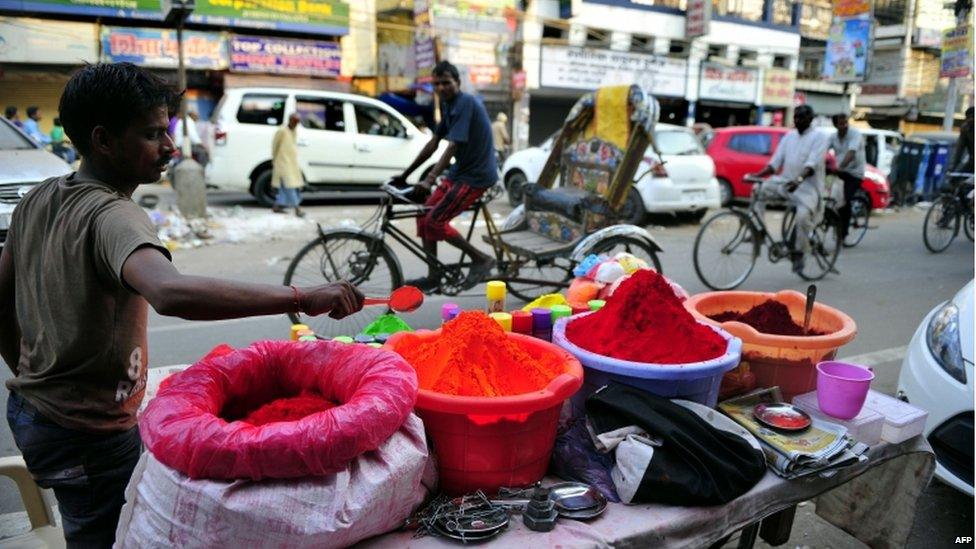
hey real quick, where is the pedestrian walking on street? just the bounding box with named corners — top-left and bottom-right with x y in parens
top-left (492, 111), bottom-right (510, 163)
top-left (23, 106), bottom-right (51, 146)
top-left (271, 112), bottom-right (305, 217)
top-left (4, 105), bottom-right (22, 129)
top-left (0, 62), bottom-right (363, 548)
top-left (393, 60), bottom-right (498, 293)
top-left (830, 114), bottom-right (866, 240)
top-left (174, 110), bottom-right (209, 167)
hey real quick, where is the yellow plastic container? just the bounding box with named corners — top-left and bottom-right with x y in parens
top-left (684, 290), bottom-right (857, 401)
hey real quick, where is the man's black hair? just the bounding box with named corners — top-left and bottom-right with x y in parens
top-left (831, 113), bottom-right (848, 122)
top-left (53, 117), bottom-right (61, 126)
top-left (26, 106), bottom-right (39, 118)
top-left (795, 105), bottom-right (815, 117)
top-left (3, 106), bottom-right (15, 119)
top-left (966, 107), bottom-right (974, 120)
top-left (432, 61), bottom-right (460, 83)
top-left (59, 63), bottom-right (181, 156)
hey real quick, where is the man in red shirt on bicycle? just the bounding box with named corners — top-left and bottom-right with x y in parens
top-left (394, 61), bottom-right (498, 293)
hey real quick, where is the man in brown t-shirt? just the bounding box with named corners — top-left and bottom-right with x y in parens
top-left (0, 63), bottom-right (365, 547)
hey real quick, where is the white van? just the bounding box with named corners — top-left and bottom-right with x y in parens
top-left (206, 88), bottom-right (446, 205)
top-left (858, 128), bottom-right (902, 178)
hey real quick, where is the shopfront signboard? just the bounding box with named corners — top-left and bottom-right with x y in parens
top-left (699, 63), bottom-right (758, 104)
top-left (0, 0), bottom-right (349, 36)
top-left (100, 26), bottom-right (228, 70)
top-left (941, 24), bottom-right (972, 78)
top-left (540, 45), bottom-right (687, 98)
top-left (762, 68), bottom-right (796, 108)
top-left (230, 35), bottom-right (339, 78)
top-left (0, 16), bottom-right (97, 64)
top-left (823, 17), bottom-right (872, 82)
top-left (413, 0), bottom-right (435, 74)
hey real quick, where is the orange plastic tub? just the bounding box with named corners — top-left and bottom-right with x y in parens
top-left (385, 330), bottom-right (583, 495)
top-left (684, 290), bottom-right (857, 401)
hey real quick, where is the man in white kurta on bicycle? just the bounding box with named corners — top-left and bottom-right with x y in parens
top-left (746, 105), bottom-right (831, 274)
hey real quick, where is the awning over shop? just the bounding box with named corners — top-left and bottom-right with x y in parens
top-left (798, 92), bottom-right (848, 117)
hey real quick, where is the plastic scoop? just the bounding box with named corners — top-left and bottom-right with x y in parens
top-left (364, 286), bottom-right (424, 313)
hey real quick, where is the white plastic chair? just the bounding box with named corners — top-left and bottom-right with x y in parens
top-left (0, 456), bottom-right (64, 549)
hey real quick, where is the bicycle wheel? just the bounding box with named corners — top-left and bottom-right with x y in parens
top-left (283, 231), bottom-right (403, 338)
top-left (923, 196), bottom-right (960, 253)
top-left (505, 256), bottom-right (575, 302)
top-left (693, 210), bottom-right (759, 290)
top-left (964, 210), bottom-right (974, 242)
top-left (843, 195), bottom-right (871, 248)
top-left (799, 210), bottom-right (842, 281)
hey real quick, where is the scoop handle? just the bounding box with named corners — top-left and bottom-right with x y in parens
top-left (803, 284), bottom-right (817, 334)
top-left (363, 297), bottom-right (389, 307)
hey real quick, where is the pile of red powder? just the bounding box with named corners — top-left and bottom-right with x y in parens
top-left (566, 269), bottom-right (727, 364)
top-left (709, 299), bottom-right (824, 336)
top-left (241, 395), bottom-right (336, 426)
top-left (396, 311), bottom-right (564, 397)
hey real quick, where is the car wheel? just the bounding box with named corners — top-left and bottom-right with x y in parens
top-left (718, 178), bottom-right (734, 207)
top-left (506, 171), bottom-right (528, 207)
top-left (252, 170), bottom-right (277, 208)
top-left (618, 188), bottom-right (647, 226)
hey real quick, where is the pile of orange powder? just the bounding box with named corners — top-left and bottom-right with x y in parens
top-left (396, 311), bottom-right (564, 397)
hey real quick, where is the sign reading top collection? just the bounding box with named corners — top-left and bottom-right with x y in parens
top-left (0, 0), bottom-right (349, 35)
top-left (230, 35), bottom-right (340, 78)
top-left (540, 45), bottom-right (687, 98)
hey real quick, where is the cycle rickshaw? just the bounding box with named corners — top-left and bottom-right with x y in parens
top-left (285, 84), bottom-right (667, 337)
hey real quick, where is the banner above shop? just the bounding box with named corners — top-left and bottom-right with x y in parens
top-left (100, 26), bottom-right (228, 70)
top-left (823, 17), bottom-right (872, 82)
top-left (0, 0), bottom-right (349, 36)
top-left (686, 0), bottom-right (711, 39)
top-left (230, 35), bottom-right (339, 78)
top-left (941, 24), bottom-right (972, 78)
top-left (540, 46), bottom-right (687, 98)
top-left (762, 68), bottom-right (796, 108)
top-left (699, 63), bottom-right (758, 104)
top-left (0, 16), bottom-right (97, 64)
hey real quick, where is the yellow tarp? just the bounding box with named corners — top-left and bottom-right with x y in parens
top-left (583, 85), bottom-right (630, 151)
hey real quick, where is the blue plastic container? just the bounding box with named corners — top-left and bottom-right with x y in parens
top-left (552, 315), bottom-right (742, 413)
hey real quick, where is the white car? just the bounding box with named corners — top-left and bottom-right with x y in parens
top-left (206, 88), bottom-right (447, 206)
top-left (0, 118), bottom-right (73, 247)
top-left (500, 123), bottom-right (721, 224)
top-left (897, 280), bottom-right (974, 496)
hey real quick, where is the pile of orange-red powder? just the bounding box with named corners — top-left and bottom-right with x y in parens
top-left (395, 311), bottom-right (564, 397)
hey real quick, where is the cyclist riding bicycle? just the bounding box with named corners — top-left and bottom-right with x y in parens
top-left (746, 105), bottom-right (830, 274)
top-left (391, 61), bottom-right (497, 293)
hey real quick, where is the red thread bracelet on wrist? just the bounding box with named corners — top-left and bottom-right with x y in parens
top-left (290, 285), bottom-right (303, 314)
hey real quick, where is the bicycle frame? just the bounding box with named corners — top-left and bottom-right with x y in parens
top-left (346, 190), bottom-right (569, 292)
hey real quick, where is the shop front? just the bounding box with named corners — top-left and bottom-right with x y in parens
top-left (0, 17), bottom-right (98, 134)
top-left (696, 63), bottom-right (759, 127)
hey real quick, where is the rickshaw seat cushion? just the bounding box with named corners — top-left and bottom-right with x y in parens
top-left (524, 184), bottom-right (591, 223)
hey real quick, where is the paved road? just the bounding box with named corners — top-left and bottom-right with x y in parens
top-left (1, 190), bottom-right (972, 546)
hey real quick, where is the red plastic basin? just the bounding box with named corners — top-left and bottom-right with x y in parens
top-left (386, 330), bottom-right (583, 495)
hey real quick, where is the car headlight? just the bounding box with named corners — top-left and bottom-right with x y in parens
top-left (926, 301), bottom-right (966, 383)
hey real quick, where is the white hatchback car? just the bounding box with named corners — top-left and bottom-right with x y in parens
top-left (500, 123), bottom-right (720, 224)
top-left (0, 118), bottom-right (73, 247)
top-left (897, 280), bottom-right (974, 496)
top-left (206, 88), bottom-right (447, 206)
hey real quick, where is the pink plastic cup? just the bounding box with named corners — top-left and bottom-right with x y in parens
top-left (816, 361), bottom-right (874, 419)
